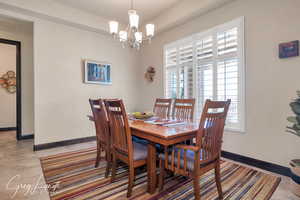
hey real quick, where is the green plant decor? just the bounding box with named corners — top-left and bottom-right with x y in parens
top-left (287, 91), bottom-right (300, 137)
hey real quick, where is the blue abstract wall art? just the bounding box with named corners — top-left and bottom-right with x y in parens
top-left (84, 60), bottom-right (112, 85)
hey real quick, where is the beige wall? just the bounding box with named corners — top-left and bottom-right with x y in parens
top-left (137, 0), bottom-right (300, 167)
top-left (0, 8), bottom-right (141, 145)
top-left (34, 19), bottom-right (140, 145)
top-left (0, 19), bottom-right (34, 135)
top-left (0, 43), bottom-right (16, 128)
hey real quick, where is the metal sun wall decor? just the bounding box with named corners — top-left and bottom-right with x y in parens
top-left (0, 71), bottom-right (16, 93)
top-left (287, 91), bottom-right (300, 137)
top-left (145, 66), bottom-right (156, 82)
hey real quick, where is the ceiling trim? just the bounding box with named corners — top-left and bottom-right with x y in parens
top-left (0, 0), bottom-right (126, 35)
top-left (0, 0), bottom-right (236, 37)
top-left (143, 0), bottom-right (236, 35)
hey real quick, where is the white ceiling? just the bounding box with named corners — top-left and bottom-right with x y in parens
top-left (0, 0), bottom-right (235, 35)
top-left (53, 0), bottom-right (182, 24)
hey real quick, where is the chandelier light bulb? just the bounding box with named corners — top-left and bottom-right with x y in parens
top-left (135, 32), bottom-right (143, 43)
top-left (119, 31), bottom-right (128, 42)
top-left (146, 24), bottom-right (155, 37)
top-left (109, 21), bottom-right (119, 34)
top-left (128, 10), bottom-right (139, 29)
top-left (108, 0), bottom-right (154, 50)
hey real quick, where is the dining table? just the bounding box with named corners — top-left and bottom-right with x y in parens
top-left (129, 119), bottom-right (199, 194)
top-left (88, 114), bottom-right (199, 194)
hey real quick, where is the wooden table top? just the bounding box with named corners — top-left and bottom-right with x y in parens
top-left (88, 114), bottom-right (199, 140)
top-left (129, 120), bottom-right (199, 139)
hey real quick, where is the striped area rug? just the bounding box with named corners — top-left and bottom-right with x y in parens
top-left (40, 148), bottom-right (281, 200)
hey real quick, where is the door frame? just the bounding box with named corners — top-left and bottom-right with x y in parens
top-left (0, 38), bottom-right (22, 140)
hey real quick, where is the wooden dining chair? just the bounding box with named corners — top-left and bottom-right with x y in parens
top-left (104, 99), bottom-right (148, 197)
top-left (158, 99), bottom-right (231, 200)
top-left (153, 98), bottom-right (172, 118)
top-left (89, 99), bottom-right (111, 177)
top-left (172, 98), bottom-right (196, 121)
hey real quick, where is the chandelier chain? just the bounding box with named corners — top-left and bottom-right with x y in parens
top-left (130, 0), bottom-right (133, 10)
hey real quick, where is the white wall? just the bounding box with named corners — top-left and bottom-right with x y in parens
top-left (0, 7), bottom-right (141, 145)
top-left (0, 19), bottom-right (34, 135)
top-left (137, 0), bottom-right (300, 167)
top-left (34, 19), bottom-right (140, 145)
top-left (0, 43), bottom-right (16, 128)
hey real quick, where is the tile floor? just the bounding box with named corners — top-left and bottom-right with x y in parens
top-left (0, 131), bottom-right (299, 200)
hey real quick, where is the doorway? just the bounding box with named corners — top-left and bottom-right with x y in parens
top-left (0, 38), bottom-right (21, 140)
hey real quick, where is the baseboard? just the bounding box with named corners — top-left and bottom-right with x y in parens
top-left (0, 127), bottom-right (17, 131)
top-left (19, 134), bottom-right (34, 140)
top-left (222, 151), bottom-right (290, 177)
top-left (32, 138), bottom-right (290, 177)
top-left (33, 136), bottom-right (96, 151)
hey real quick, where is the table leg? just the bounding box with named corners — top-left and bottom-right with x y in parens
top-left (147, 142), bottom-right (157, 194)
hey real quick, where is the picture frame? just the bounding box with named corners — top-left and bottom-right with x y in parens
top-left (84, 60), bottom-right (112, 85)
top-left (279, 40), bottom-right (299, 59)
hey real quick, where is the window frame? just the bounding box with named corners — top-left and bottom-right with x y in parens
top-left (163, 17), bottom-right (245, 133)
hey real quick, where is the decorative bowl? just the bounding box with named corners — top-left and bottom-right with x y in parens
top-left (132, 112), bottom-right (154, 119)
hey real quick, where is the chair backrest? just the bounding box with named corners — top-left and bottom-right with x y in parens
top-left (104, 99), bottom-right (133, 158)
top-left (89, 99), bottom-right (110, 145)
top-left (196, 99), bottom-right (231, 162)
top-left (172, 99), bottom-right (195, 121)
top-left (153, 98), bottom-right (172, 119)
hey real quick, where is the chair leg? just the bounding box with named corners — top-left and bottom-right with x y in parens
top-left (111, 152), bottom-right (117, 183)
top-left (158, 159), bottom-right (165, 191)
top-left (95, 144), bottom-right (101, 168)
top-left (193, 176), bottom-right (201, 200)
top-left (215, 160), bottom-right (223, 200)
top-left (127, 166), bottom-right (134, 197)
top-left (186, 139), bottom-right (192, 145)
top-left (105, 151), bottom-right (111, 178)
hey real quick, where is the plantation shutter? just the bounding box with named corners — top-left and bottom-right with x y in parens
top-left (178, 43), bottom-right (193, 98)
top-left (216, 27), bottom-right (241, 129)
top-left (195, 35), bottom-right (214, 118)
top-left (164, 17), bottom-right (245, 132)
top-left (196, 36), bottom-right (213, 60)
top-left (217, 59), bottom-right (239, 124)
top-left (217, 27), bottom-right (238, 57)
top-left (165, 47), bottom-right (177, 98)
top-left (196, 62), bottom-right (214, 119)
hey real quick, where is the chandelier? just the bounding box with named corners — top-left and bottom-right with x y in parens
top-left (108, 0), bottom-right (155, 50)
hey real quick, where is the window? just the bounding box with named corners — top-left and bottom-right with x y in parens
top-left (164, 17), bottom-right (245, 132)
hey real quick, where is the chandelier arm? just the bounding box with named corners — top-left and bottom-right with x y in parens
top-left (113, 34), bottom-right (120, 40)
top-left (109, 0), bottom-right (154, 50)
top-left (141, 36), bottom-right (152, 41)
top-left (128, 28), bottom-right (133, 43)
